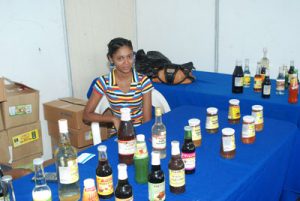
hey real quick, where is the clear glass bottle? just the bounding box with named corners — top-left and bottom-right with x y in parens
top-left (118, 108), bottom-right (136, 165)
top-left (115, 164), bottom-right (133, 200)
top-left (276, 66), bottom-right (285, 95)
top-left (96, 145), bottom-right (114, 199)
top-left (232, 60), bottom-right (244, 93)
top-left (148, 151), bottom-right (165, 201)
top-left (32, 158), bottom-right (52, 201)
top-left (243, 58), bottom-right (251, 87)
top-left (1, 175), bottom-right (16, 201)
top-left (152, 107), bottom-right (167, 159)
top-left (262, 70), bottom-right (271, 98)
top-left (181, 126), bottom-right (196, 174)
top-left (134, 134), bottom-right (149, 184)
top-left (82, 178), bottom-right (99, 201)
top-left (261, 47), bottom-right (270, 69)
top-left (55, 119), bottom-right (81, 201)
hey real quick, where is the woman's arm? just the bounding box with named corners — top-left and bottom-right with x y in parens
top-left (142, 90), bottom-right (152, 123)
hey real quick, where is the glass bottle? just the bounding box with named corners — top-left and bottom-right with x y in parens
top-left (284, 65), bottom-right (289, 89)
top-left (115, 164), bottom-right (133, 200)
top-left (254, 62), bottom-right (263, 92)
top-left (32, 158), bottom-right (52, 201)
top-left (96, 145), bottom-right (114, 199)
top-left (261, 47), bottom-right (270, 69)
top-left (181, 126), bottom-right (196, 174)
top-left (220, 128), bottom-right (236, 159)
top-left (288, 73), bottom-right (299, 104)
top-left (168, 141), bottom-right (185, 194)
top-left (134, 134), bottom-right (149, 184)
top-left (276, 66), bottom-right (285, 95)
top-left (152, 107), bottom-right (167, 159)
top-left (262, 70), bottom-right (271, 98)
top-left (148, 151), bottom-right (165, 201)
top-left (82, 178), bottom-right (99, 201)
top-left (1, 175), bottom-right (16, 201)
top-left (243, 58), bottom-right (251, 87)
top-left (232, 60), bottom-right (244, 93)
top-left (118, 108), bottom-right (136, 165)
top-left (288, 60), bottom-right (295, 85)
top-left (55, 119), bottom-right (81, 201)
top-left (0, 166), bottom-right (8, 201)
top-left (260, 66), bottom-right (266, 81)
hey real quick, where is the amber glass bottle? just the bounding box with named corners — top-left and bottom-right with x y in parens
top-left (181, 126), bottom-right (196, 174)
top-left (115, 164), bottom-right (133, 200)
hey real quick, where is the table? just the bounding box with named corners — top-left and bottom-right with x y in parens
top-left (153, 71), bottom-right (300, 200)
top-left (13, 106), bottom-right (297, 201)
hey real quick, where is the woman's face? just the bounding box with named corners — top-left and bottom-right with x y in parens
top-left (110, 46), bottom-right (134, 74)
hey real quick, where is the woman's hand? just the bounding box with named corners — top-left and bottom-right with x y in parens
top-left (112, 116), bottom-right (121, 131)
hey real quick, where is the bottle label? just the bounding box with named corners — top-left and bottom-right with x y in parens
top-left (205, 115), bottom-right (219, 129)
top-left (222, 135), bottom-right (235, 152)
top-left (191, 125), bottom-right (201, 141)
top-left (148, 181), bottom-right (166, 201)
top-left (134, 142), bottom-right (148, 159)
top-left (118, 139), bottom-right (136, 155)
top-left (58, 159), bottom-right (79, 184)
top-left (228, 105), bottom-right (240, 119)
top-left (263, 85), bottom-right (271, 95)
top-left (254, 78), bottom-right (262, 89)
top-left (32, 190), bottom-right (52, 201)
top-left (252, 111), bottom-right (264, 124)
top-left (244, 74), bottom-right (251, 86)
top-left (276, 79), bottom-right (285, 91)
top-left (234, 77), bottom-right (243, 87)
top-left (169, 168), bottom-right (185, 187)
top-left (181, 152), bottom-right (196, 170)
top-left (242, 123), bottom-right (255, 138)
top-left (115, 197), bottom-right (133, 201)
top-left (152, 131), bottom-right (166, 150)
top-left (96, 174), bottom-right (114, 196)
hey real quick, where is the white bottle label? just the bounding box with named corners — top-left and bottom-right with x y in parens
top-left (182, 152), bottom-right (196, 170)
top-left (222, 135), bottom-right (235, 152)
top-left (263, 85), bottom-right (271, 95)
top-left (242, 124), bottom-right (255, 138)
top-left (191, 126), bottom-right (201, 141)
top-left (252, 111), bottom-right (264, 124)
top-left (276, 79), bottom-right (285, 91)
top-left (152, 131), bottom-right (166, 150)
top-left (59, 159), bottom-right (79, 184)
top-left (235, 77), bottom-right (243, 87)
top-left (118, 139), bottom-right (136, 155)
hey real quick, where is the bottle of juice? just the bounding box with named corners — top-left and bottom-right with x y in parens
top-left (134, 134), bottom-right (149, 184)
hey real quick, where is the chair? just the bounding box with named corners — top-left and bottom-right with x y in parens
top-left (91, 89), bottom-right (170, 145)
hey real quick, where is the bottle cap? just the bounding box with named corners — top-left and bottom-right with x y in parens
top-left (151, 151), bottom-right (161, 166)
top-left (222, 128), bottom-right (235, 136)
top-left (252, 105), bottom-right (263, 111)
top-left (171, 141), bottom-right (180, 155)
top-left (188, 118), bottom-right (200, 126)
top-left (1, 175), bottom-right (13, 182)
top-left (184, 126), bottom-right (192, 132)
top-left (229, 99), bottom-right (240, 105)
top-left (97, 145), bottom-right (107, 152)
top-left (58, 119), bottom-right (68, 133)
top-left (120, 108), bottom-right (131, 121)
top-left (136, 134), bottom-right (145, 142)
top-left (118, 163), bottom-right (128, 180)
top-left (84, 178), bottom-right (96, 189)
top-left (33, 158), bottom-right (43, 166)
top-left (155, 107), bottom-right (162, 116)
top-left (207, 107), bottom-right (218, 114)
top-left (243, 115), bottom-right (255, 123)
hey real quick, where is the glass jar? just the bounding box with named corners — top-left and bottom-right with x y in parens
top-left (251, 105), bottom-right (264, 132)
top-left (241, 115), bottom-right (256, 144)
top-left (188, 118), bottom-right (201, 147)
top-left (228, 99), bottom-right (241, 124)
top-left (220, 128), bottom-right (236, 159)
top-left (205, 107), bottom-right (219, 134)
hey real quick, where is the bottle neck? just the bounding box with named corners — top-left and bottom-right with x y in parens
top-left (98, 150), bottom-right (108, 162)
top-left (34, 164), bottom-right (47, 186)
top-left (155, 114), bottom-right (162, 124)
top-left (151, 164), bottom-right (161, 171)
top-left (184, 131), bottom-right (192, 141)
top-left (59, 132), bottom-right (71, 145)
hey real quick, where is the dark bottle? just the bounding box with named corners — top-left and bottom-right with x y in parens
top-left (118, 108), bottom-right (136, 165)
top-left (262, 70), bottom-right (271, 98)
top-left (260, 66), bottom-right (266, 81)
top-left (181, 126), bottom-right (196, 174)
top-left (232, 60), bottom-right (244, 93)
top-left (169, 141), bottom-right (185, 194)
top-left (288, 60), bottom-right (295, 85)
top-left (115, 164), bottom-right (133, 200)
top-left (148, 151), bottom-right (165, 201)
top-left (96, 145), bottom-right (114, 199)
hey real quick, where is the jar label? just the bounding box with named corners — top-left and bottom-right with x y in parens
top-left (252, 111), bottom-right (264, 124)
top-left (206, 116), bottom-right (219, 129)
top-left (152, 131), bottom-right (166, 150)
top-left (134, 142), bottom-right (148, 159)
top-left (182, 152), bottom-right (196, 170)
top-left (242, 123), bottom-right (255, 138)
top-left (148, 181), bottom-right (166, 201)
top-left (254, 78), bottom-right (262, 89)
top-left (276, 79), bottom-right (285, 91)
top-left (222, 135), bottom-right (236, 152)
top-left (96, 174), bottom-right (114, 196)
top-left (83, 187), bottom-right (98, 201)
top-left (228, 105), bottom-right (240, 119)
top-left (191, 125), bottom-right (201, 141)
top-left (118, 139), bottom-right (136, 155)
top-left (59, 159), bottom-right (79, 184)
top-left (169, 168), bottom-right (185, 187)
top-left (263, 85), bottom-right (271, 95)
top-left (244, 75), bottom-right (251, 86)
top-left (115, 196), bottom-right (133, 201)
top-left (235, 77), bottom-right (243, 87)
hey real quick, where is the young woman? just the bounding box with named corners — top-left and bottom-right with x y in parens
top-left (83, 37), bottom-right (153, 130)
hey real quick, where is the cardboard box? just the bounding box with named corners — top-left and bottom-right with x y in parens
top-left (43, 97), bottom-right (89, 130)
top-left (1, 80), bottom-right (39, 129)
top-left (0, 106), bottom-right (4, 131)
top-left (11, 152), bottom-right (42, 169)
top-left (0, 77), bottom-right (6, 102)
top-left (0, 122), bottom-right (43, 164)
top-left (50, 137), bottom-right (91, 157)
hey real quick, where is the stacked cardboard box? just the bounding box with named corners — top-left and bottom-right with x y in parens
top-left (0, 77), bottom-right (42, 168)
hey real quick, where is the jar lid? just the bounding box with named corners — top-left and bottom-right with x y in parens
top-left (222, 128), bottom-right (235, 136)
top-left (84, 178), bottom-right (95, 188)
top-left (207, 107), bottom-right (218, 114)
top-left (243, 115), bottom-right (255, 123)
top-left (229, 99), bottom-right (240, 105)
top-left (188, 118), bottom-right (200, 126)
top-left (252, 105), bottom-right (263, 111)
top-left (136, 134), bottom-right (145, 142)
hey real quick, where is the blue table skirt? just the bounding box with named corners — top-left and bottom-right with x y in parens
top-left (13, 106), bottom-right (297, 201)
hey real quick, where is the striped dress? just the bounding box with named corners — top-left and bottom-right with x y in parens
top-left (93, 68), bottom-right (154, 126)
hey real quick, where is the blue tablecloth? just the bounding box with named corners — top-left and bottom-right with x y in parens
top-left (13, 106), bottom-right (297, 201)
top-left (153, 71), bottom-right (300, 199)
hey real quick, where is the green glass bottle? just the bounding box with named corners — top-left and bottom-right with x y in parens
top-left (133, 134), bottom-right (149, 184)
